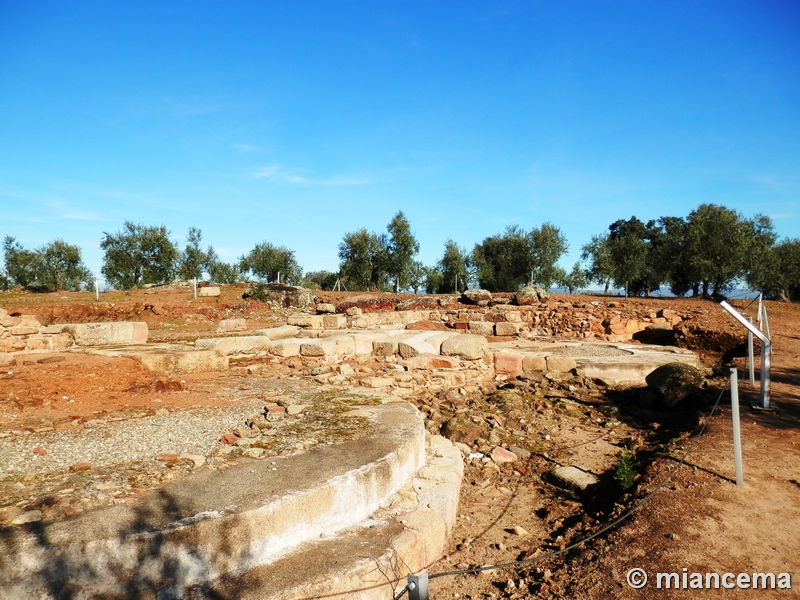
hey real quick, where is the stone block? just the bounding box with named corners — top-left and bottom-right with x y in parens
top-left (494, 352), bottom-right (523, 376)
top-left (299, 338), bottom-right (336, 357)
top-left (217, 318), bottom-right (247, 333)
top-left (51, 333), bottom-right (74, 349)
top-left (624, 319), bottom-right (642, 333)
top-left (315, 303), bottom-right (336, 314)
top-left (468, 321), bottom-right (494, 336)
top-left (195, 336), bottom-right (272, 356)
top-left (39, 325), bottom-right (63, 334)
top-left (25, 336), bottom-right (50, 350)
top-left (60, 322), bottom-right (148, 346)
top-left (269, 339), bottom-right (304, 357)
top-left (322, 314), bottom-right (346, 329)
top-left (198, 286), bottom-right (220, 297)
top-left (401, 354), bottom-right (460, 370)
top-left (373, 340), bottom-right (399, 356)
top-left (494, 322), bottom-right (520, 336)
top-left (441, 334), bottom-right (487, 360)
top-left (361, 376), bottom-right (394, 388)
top-left (522, 355), bottom-right (547, 372)
top-left (253, 325), bottom-right (300, 340)
top-left (287, 314), bottom-right (325, 329)
top-left (345, 306), bottom-right (362, 316)
top-left (545, 355), bottom-right (577, 372)
top-left (8, 326), bottom-right (38, 336)
top-left (548, 466), bottom-right (598, 491)
top-left (136, 350), bottom-right (228, 374)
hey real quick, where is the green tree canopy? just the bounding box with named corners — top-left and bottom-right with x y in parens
top-left (178, 227), bottom-right (217, 281)
top-left (3, 237), bottom-right (92, 292)
top-left (580, 233), bottom-right (614, 294)
top-left (239, 242), bottom-right (302, 285)
top-left (100, 222), bottom-right (179, 290)
top-left (558, 262), bottom-right (588, 294)
top-left (338, 212), bottom-right (420, 291)
top-left (436, 239), bottom-right (471, 293)
top-left (385, 211), bottom-right (420, 291)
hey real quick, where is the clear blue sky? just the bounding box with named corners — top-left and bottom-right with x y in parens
top-left (1, 1), bottom-right (799, 280)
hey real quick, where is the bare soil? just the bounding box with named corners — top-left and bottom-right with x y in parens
top-left (1, 287), bottom-right (798, 599)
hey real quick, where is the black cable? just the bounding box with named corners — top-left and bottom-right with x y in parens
top-left (428, 382), bottom-right (729, 581)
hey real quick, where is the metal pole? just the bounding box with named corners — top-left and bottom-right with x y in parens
top-left (729, 368), bottom-right (744, 486)
top-left (747, 317), bottom-right (755, 386)
top-left (761, 339), bottom-right (771, 409)
top-left (193, 278), bottom-right (197, 300)
top-left (407, 572), bottom-right (429, 600)
top-left (95, 279), bottom-right (99, 301)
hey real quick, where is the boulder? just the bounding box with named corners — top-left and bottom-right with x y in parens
top-left (246, 284), bottom-right (316, 309)
top-left (547, 466), bottom-right (598, 492)
top-left (441, 334), bottom-right (487, 360)
top-left (440, 415), bottom-right (482, 445)
top-left (645, 362), bottom-right (704, 408)
top-left (460, 289), bottom-right (492, 306)
top-left (315, 303), bottom-right (336, 314)
top-left (514, 285), bottom-right (549, 305)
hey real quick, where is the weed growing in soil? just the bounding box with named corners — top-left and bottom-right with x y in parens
top-left (613, 451), bottom-right (640, 491)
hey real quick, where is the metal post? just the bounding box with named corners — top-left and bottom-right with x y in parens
top-left (747, 317), bottom-right (755, 386)
top-left (407, 572), bottom-right (429, 600)
top-left (729, 368), bottom-right (744, 486)
top-left (193, 278), bottom-right (197, 300)
top-left (277, 271), bottom-right (281, 285)
top-left (761, 338), bottom-right (771, 409)
top-left (95, 279), bottom-right (99, 301)
top-left (720, 301), bottom-right (771, 408)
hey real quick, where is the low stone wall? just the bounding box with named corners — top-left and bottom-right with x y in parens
top-left (0, 309), bottom-right (149, 352)
top-left (0, 310), bottom-right (73, 352)
top-left (295, 302), bottom-right (686, 343)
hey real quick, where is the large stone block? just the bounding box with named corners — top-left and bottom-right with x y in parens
top-left (136, 350), bottom-right (228, 374)
top-left (253, 325), bottom-right (300, 340)
top-left (494, 322), bottom-right (520, 336)
top-left (494, 352), bottom-right (523, 376)
top-left (322, 314), bottom-right (346, 329)
top-left (545, 355), bottom-right (577, 372)
top-left (468, 321), bottom-right (494, 336)
top-left (195, 336), bottom-right (272, 356)
top-left (217, 318), bottom-right (246, 333)
top-left (287, 314), bottom-right (325, 329)
top-left (441, 334), bottom-right (487, 360)
top-left (522, 355), bottom-right (547, 372)
top-left (269, 339), bottom-right (304, 357)
top-left (60, 322), bottom-right (148, 346)
top-left (198, 286), bottom-right (220, 297)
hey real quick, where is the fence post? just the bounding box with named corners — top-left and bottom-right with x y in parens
top-left (408, 572), bottom-right (429, 600)
top-left (193, 278), bottom-right (197, 300)
top-left (747, 317), bottom-right (755, 386)
top-left (729, 368), bottom-right (744, 486)
top-left (95, 279), bottom-right (99, 301)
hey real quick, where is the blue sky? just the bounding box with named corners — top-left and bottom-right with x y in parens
top-left (1, 1), bottom-right (799, 280)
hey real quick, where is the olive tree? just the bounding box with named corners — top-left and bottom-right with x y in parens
top-left (100, 222), bottom-right (179, 289)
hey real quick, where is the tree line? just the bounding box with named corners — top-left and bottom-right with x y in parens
top-left (2, 204), bottom-right (799, 301)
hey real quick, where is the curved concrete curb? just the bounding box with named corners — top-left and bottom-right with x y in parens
top-left (0, 403), bottom-right (426, 598)
top-left (190, 434), bottom-right (464, 600)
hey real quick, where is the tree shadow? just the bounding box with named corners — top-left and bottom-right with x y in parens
top-left (0, 483), bottom-right (248, 599)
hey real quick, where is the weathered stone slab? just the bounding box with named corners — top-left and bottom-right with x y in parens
top-left (441, 334), bottom-right (487, 360)
top-left (548, 466), bottom-right (598, 491)
top-left (315, 303), bottom-right (336, 314)
top-left (322, 314), bottom-right (346, 329)
top-left (136, 350), bottom-right (228, 374)
top-left (269, 339), bottom-right (305, 357)
top-left (195, 336), bottom-right (272, 356)
top-left (60, 322), bottom-right (148, 346)
top-left (494, 322), bottom-right (519, 336)
top-left (198, 286), bottom-right (220, 297)
top-left (545, 355), bottom-right (577, 372)
top-left (217, 318), bottom-right (246, 333)
top-left (494, 352), bottom-right (523, 376)
top-left (253, 325), bottom-right (300, 340)
top-left (287, 314), bottom-right (325, 329)
top-left (468, 321), bottom-right (494, 336)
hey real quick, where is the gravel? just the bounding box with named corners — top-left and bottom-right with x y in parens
top-left (0, 399), bottom-right (265, 476)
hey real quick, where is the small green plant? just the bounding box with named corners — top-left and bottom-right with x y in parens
top-left (613, 451), bottom-right (640, 491)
